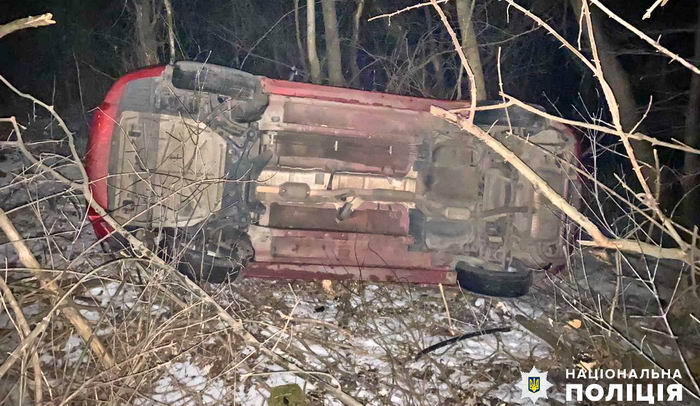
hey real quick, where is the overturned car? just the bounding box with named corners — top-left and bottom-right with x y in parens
top-left (85, 61), bottom-right (579, 297)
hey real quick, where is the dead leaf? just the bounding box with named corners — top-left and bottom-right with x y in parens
top-left (578, 360), bottom-right (597, 371)
top-left (321, 279), bottom-right (336, 298)
top-left (567, 319), bottom-right (582, 329)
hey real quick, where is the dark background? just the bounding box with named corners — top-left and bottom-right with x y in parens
top-left (0, 0), bottom-right (698, 225)
top-left (0, 1), bottom-right (695, 124)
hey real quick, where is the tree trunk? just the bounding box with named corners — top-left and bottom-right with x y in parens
top-left (133, 0), bottom-right (160, 67)
top-left (682, 4), bottom-right (700, 230)
top-left (321, 0), bottom-right (344, 86)
top-left (293, 0), bottom-right (307, 74)
top-left (306, 0), bottom-right (322, 84)
top-left (455, 0), bottom-right (486, 101)
top-left (163, 0), bottom-right (176, 64)
top-left (424, 7), bottom-right (446, 98)
top-left (571, 0), bottom-right (657, 191)
top-left (349, 0), bottom-right (365, 88)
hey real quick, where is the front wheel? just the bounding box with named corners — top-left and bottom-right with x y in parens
top-left (455, 261), bottom-right (532, 298)
top-left (170, 226), bottom-right (254, 284)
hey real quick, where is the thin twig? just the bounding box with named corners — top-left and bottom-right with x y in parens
top-left (368, 0), bottom-right (448, 22)
top-left (429, 0), bottom-right (477, 124)
top-left (589, 0), bottom-right (699, 75)
top-left (0, 275), bottom-right (44, 403)
top-left (438, 283), bottom-right (455, 335)
top-left (643, 0), bottom-right (669, 20)
top-left (414, 326), bottom-right (511, 360)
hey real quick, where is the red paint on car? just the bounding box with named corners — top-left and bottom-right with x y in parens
top-left (84, 66), bottom-right (165, 238)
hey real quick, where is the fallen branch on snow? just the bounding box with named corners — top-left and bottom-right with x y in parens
top-left (414, 326), bottom-right (511, 361)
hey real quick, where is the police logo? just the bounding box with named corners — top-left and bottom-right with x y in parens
top-left (518, 367), bottom-right (553, 403)
top-left (528, 376), bottom-right (540, 393)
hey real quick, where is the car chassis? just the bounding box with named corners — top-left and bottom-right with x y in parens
top-left (85, 62), bottom-right (579, 297)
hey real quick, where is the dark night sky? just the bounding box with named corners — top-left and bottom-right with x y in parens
top-left (0, 0), bottom-right (698, 146)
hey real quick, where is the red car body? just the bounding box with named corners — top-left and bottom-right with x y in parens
top-left (85, 62), bottom-right (579, 294)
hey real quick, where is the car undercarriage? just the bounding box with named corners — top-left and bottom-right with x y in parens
top-left (85, 62), bottom-right (579, 297)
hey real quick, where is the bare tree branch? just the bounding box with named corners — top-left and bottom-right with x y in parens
top-left (0, 209), bottom-right (117, 371)
top-left (590, 0), bottom-right (700, 75)
top-left (0, 13), bottom-right (55, 39)
top-left (431, 106), bottom-right (691, 263)
top-left (368, 0), bottom-right (448, 22)
top-left (0, 276), bottom-right (44, 403)
top-left (429, 0), bottom-right (477, 124)
top-left (643, 0), bottom-right (670, 20)
top-left (495, 95), bottom-right (700, 155)
top-left (163, 0), bottom-right (176, 64)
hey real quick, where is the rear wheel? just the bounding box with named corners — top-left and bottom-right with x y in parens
top-left (455, 261), bottom-right (532, 298)
top-left (170, 61), bottom-right (268, 122)
top-left (170, 226), bottom-right (254, 283)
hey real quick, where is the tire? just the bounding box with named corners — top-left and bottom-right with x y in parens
top-left (177, 247), bottom-right (246, 283)
top-left (172, 226), bottom-right (254, 284)
top-left (455, 261), bottom-right (532, 298)
top-left (171, 61), bottom-right (268, 122)
top-left (98, 225), bottom-right (253, 284)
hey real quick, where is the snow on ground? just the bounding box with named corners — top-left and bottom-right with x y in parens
top-left (0, 147), bottom-right (573, 405)
top-left (146, 358), bottom-right (227, 405)
top-left (204, 278), bottom-right (566, 405)
top-left (0, 251), bottom-right (566, 404)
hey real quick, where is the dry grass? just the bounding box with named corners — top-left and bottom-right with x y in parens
top-left (1, 113), bottom-right (699, 404)
top-left (0, 152), bottom-right (565, 404)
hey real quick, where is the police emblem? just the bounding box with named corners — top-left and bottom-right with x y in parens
top-left (518, 367), bottom-right (552, 403)
top-left (528, 376), bottom-right (540, 393)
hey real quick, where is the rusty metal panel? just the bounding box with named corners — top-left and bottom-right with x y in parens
top-left (259, 94), bottom-right (460, 140)
top-left (283, 100), bottom-right (428, 138)
top-left (273, 133), bottom-right (414, 175)
top-left (268, 203), bottom-right (408, 235)
top-left (256, 169), bottom-right (417, 194)
top-left (264, 235), bottom-right (433, 268)
top-left (248, 226), bottom-right (443, 269)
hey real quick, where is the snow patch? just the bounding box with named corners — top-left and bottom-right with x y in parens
top-left (62, 334), bottom-right (84, 364)
top-left (144, 358), bottom-right (227, 405)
